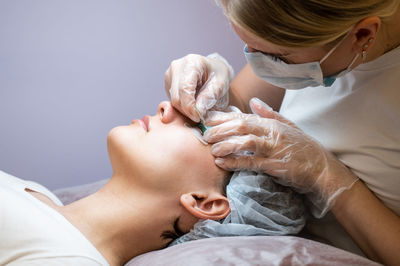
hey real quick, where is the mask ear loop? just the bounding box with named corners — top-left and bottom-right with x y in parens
top-left (342, 53), bottom-right (360, 75)
top-left (338, 37), bottom-right (374, 75)
top-left (319, 28), bottom-right (354, 64)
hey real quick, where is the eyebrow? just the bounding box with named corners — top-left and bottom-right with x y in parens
top-left (261, 51), bottom-right (290, 57)
top-left (173, 217), bottom-right (185, 237)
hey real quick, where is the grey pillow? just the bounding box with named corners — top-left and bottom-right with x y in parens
top-left (53, 179), bottom-right (108, 205)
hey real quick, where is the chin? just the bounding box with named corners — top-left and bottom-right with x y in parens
top-left (107, 125), bottom-right (136, 145)
top-left (107, 126), bottom-right (123, 141)
top-left (107, 126), bottom-right (125, 150)
top-left (107, 126), bottom-right (138, 164)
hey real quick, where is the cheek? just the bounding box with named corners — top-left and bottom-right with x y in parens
top-left (143, 130), bottom-right (203, 180)
top-left (107, 126), bottom-right (135, 154)
top-left (148, 131), bottom-right (195, 167)
top-left (107, 126), bottom-right (141, 171)
top-left (159, 132), bottom-right (219, 182)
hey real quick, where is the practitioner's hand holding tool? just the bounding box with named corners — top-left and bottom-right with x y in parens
top-left (203, 97), bottom-right (359, 216)
top-left (165, 53), bottom-right (234, 123)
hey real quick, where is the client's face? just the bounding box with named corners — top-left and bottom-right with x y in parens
top-left (107, 101), bottom-right (227, 197)
top-left (106, 102), bottom-right (230, 250)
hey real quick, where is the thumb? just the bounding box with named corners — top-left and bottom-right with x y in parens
top-left (250, 97), bottom-right (297, 127)
top-left (249, 97), bottom-right (274, 118)
top-left (195, 72), bottom-right (224, 117)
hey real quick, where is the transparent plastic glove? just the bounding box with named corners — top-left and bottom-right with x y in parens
top-left (165, 53), bottom-right (234, 122)
top-left (203, 97), bottom-right (359, 217)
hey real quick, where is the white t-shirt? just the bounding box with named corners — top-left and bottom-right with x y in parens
top-left (279, 46), bottom-right (400, 255)
top-left (0, 170), bottom-right (109, 266)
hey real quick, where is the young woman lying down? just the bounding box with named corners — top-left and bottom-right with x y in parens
top-left (0, 101), bottom-right (304, 266)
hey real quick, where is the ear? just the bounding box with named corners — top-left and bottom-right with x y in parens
top-left (180, 192), bottom-right (230, 220)
top-left (351, 16), bottom-right (381, 54)
top-left (158, 101), bottom-right (175, 124)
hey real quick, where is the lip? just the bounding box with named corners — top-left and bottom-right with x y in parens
top-left (131, 116), bottom-right (149, 132)
top-left (141, 115), bottom-right (150, 132)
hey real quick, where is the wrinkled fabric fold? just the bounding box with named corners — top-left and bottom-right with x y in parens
top-left (171, 170), bottom-right (306, 245)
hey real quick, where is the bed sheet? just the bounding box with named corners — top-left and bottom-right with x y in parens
top-left (127, 235), bottom-right (380, 266)
top-left (53, 180), bottom-right (381, 266)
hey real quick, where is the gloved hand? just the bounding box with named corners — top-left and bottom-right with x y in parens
top-left (165, 53), bottom-right (234, 122)
top-left (203, 97), bottom-right (359, 217)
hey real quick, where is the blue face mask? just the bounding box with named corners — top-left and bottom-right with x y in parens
top-left (244, 31), bottom-right (359, 90)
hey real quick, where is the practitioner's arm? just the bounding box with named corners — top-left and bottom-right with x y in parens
top-left (332, 180), bottom-right (400, 265)
top-left (229, 63), bottom-right (286, 113)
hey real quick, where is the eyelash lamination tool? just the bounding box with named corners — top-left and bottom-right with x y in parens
top-left (197, 123), bottom-right (209, 135)
top-left (184, 123), bottom-right (209, 145)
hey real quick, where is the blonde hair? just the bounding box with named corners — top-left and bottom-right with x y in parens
top-left (218, 0), bottom-right (400, 47)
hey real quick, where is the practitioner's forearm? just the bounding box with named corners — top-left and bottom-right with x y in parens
top-left (331, 180), bottom-right (400, 265)
top-left (229, 64), bottom-right (285, 113)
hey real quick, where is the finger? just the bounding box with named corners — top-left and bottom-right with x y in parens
top-left (204, 111), bottom-right (244, 126)
top-left (215, 156), bottom-right (285, 174)
top-left (169, 57), bottom-right (206, 122)
top-left (195, 72), bottom-right (229, 116)
top-left (178, 68), bottom-right (205, 122)
top-left (179, 90), bottom-right (200, 122)
top-left (211, 135), bottom-right (274, 157)
top-left (214, 155), bottom-right (268, 172)
top-left (203, 119), bottom-right (247, 143)
top-left (270, 172), bottom-right (293, 187)
top-left (164, 67), bottom-right (173, 98)
top-left (168, 69), bottom-right (181, 105)
top-left (222, 105), bottom-right (242, 114)
top-left (204, 116), bottom-right (270, 143)
top-left (168, 60), bottom-right (185, 105)
top-left (195, 72), bottom-right (218, 117)
top-left (250, 97), bottom-right (297, 128)
top-left (214, 93), bottom-right (229, 111)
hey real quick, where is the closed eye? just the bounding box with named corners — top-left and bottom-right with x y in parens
top-left (160, 217), bottom-right (185, 245)
top-left (260, 51), bottom-right (292, 63)
top-left (195, 123), bottom-right (209, 135)
top-left (184, 123), bottom-right (208, 145)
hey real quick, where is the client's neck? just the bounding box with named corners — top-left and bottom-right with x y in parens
top-left (58, 175), bottom-right (172, 266)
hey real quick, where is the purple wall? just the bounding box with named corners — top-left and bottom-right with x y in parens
top-left (0, 0), bottom-right (246, 189)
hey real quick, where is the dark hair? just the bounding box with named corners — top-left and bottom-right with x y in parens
top-left (220, 171), bottom-right (233, 196)
top-left (161, 217), bottom-right (185, 244)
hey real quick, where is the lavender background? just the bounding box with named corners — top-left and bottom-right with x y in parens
top-left (0, 0), bottom-right (246, 189)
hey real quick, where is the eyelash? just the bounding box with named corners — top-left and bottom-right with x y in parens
top-left (196, 123), bottom-right (209, 135)
top-left (195, 125), bottom-right (204, 135)
top-left (274, 55), bottom-right (291, 63)
top-left (183, 123), bottom-right (209, 145)
top-left (160, 217), bottom-right (185, 242)
top-left (261, 51), bottom-right (291, 63)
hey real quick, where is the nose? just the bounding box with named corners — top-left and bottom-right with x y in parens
top-left (157, 101), bottom-right (177, 124)
top-left (157, 101), bottom-right (191, 125)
